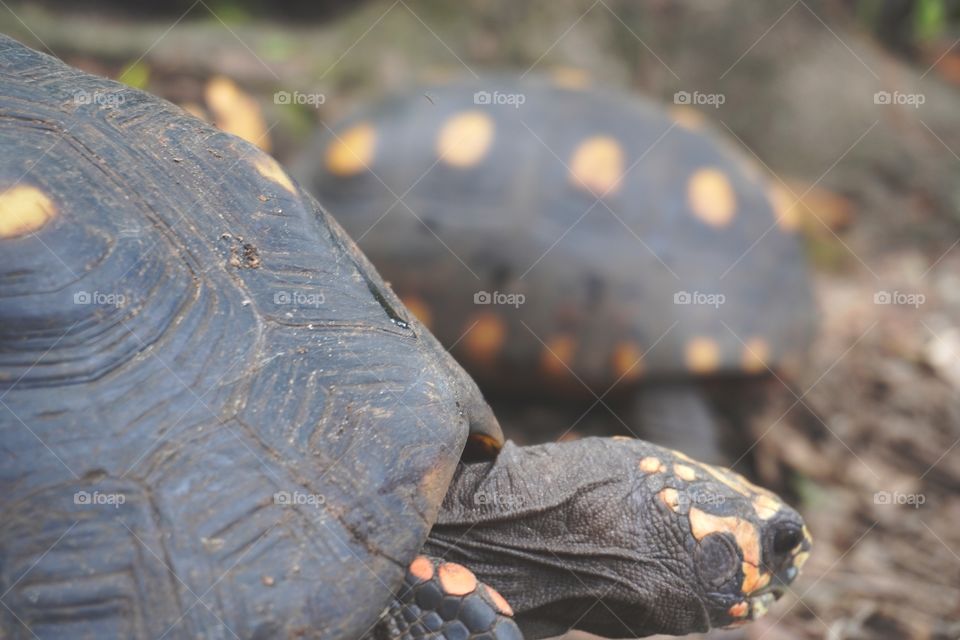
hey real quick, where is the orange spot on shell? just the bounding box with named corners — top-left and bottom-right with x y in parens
top-left (688, 168), bottom-right (736, 227)
top-left (254, 155), bottom-right (297, 195)
top-left (612, 341), bottom-right (644, 381)
top-left (326, 123), bottom-right (377, 176)
top-left (674, 464), bottom-right (697, 481)
top-left (685, 337), bottom-right (721, 374)
top-left (438, 562), bottom-right (477, 596)
top-left (205, 75), bottom-right (271, 151)
top-left (670, 105), bottom-right (706, 130)
top-left (728, 601), bottom-right (749, 618)
top-left (550, 66), bottom-right (591, 90)
top-left (540, 334), bottom-right (577, 377)
top-left (409, 556), bottom-right (434, 581)
top-left (463, 312), bottom-right (507, 366)
top-left (741, 337), bottom-right (771, 374)
top-left (659, 488), bottom-right (681, 512)
top-left (0, 185), bottom-right (56, 238)
top-left (768, 184), bottom-right (802, 231)
top-left (484, 585), bottom-right (514, 616)
top-left (400, 295), bottom-right (433, 331)
top-left (639, 457), bottom-right (663, 473)
top-left (437, 111), bottom-right (494, 168)
top-left (569, 136), bottom-right (625, 196)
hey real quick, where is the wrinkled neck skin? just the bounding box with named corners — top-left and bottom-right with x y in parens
top-left (424, 440), bottom-right (708, 639)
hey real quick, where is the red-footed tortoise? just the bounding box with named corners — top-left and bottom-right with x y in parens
top-left (0, 38), bottom-right (810, 639)
top-left (295, 80), bottom-right (816, 462)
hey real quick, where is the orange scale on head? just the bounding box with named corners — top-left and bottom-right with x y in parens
top-left (639, 457), bottom-right (663, 473)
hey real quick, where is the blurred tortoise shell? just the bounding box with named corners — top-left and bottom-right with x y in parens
top-left (298, 80), bottom-right (816, 396)
top-left (0, 35), bottom-right (501, 639)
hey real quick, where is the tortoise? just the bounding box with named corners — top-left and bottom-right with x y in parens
top-left (0, 37), bottom-right (811, 639)
top-left (295, 79), bottom-right (816, 462)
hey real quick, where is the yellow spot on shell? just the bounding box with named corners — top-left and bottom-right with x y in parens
top-left (569, 136), bottom-right (624, 197)
top-left (0, 185), bottom-right (56, 238)
top-left (742, 337), bottom-right (771, 374)
top-left (436, 111), bottom-right (494, 168)
top-left (326, 123), bottom-right (377, 177)
top-left (685, 337), bottom-right (721, 374)
top-left (612, 341), bottom-right (644, 381)
top-left (674, 464), bottom-right (697, 481)
top-left (670, 105), bottom-right (706, 130)
top-left (400, 295), bottom-right (433, 331)
top-left (541, 334), bottom-right (577, 377)
top-left (753, 494), bottom-right (782, 520)
top-left (463, 312), bottom-right (506, 365)
top-left (768, 184), bottom-right (801, 231)
top-left (688, 168), bottom-right (736, 227)
top-left (794, 550), bottom-right (810, 570)
top-left (639, 457), bottom-right (663, 473)
top-left (254, 156), bottom-right (297, 195)
top-left (659, 488), bottom-right (681, 511)
top-left (689, 507), bottom-right (760, 566)
top-left (550, 66), bottom-right (591, 90)
top-left (728, 601), bottom-right (749, 618)
top-left (204, 75), bottom-right (271, 152)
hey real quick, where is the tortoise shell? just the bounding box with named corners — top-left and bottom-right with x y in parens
top-left (297, 80), bottom-right (815, 397)
top-left (0, 36), bottom-right (500, 639)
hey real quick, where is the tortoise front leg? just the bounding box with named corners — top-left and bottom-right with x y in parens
top-left (371, 556), bottom-right (522, 640)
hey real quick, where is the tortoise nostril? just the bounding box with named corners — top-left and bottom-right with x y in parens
top-left (772, 526), bottom-right (803, 555)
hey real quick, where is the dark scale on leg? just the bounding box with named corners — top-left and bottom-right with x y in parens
top-left (369, 556), bottom-right (521, 640)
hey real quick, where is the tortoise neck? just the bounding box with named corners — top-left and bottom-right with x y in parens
top-left (423, 440), bottom-right (638, 638)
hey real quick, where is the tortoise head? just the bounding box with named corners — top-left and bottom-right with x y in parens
top-left (428, 437), bottom-right (811, 638)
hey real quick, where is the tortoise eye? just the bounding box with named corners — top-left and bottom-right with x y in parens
top-left (772, 526), bottom-right (803, 555)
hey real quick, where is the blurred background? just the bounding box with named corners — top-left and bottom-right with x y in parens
top-left (3, 1), bottom-right (959, 637)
